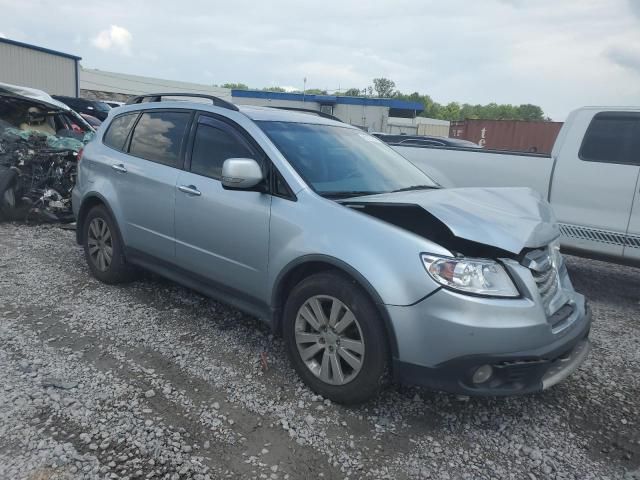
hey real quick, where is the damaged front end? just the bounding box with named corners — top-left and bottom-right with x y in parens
top-left (0, 83), bottom-right (94, 223)
top-left (340, 187), bottom-right (560, 260)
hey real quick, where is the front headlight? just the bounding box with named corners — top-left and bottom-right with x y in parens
top-left (421, 254), bottom-right (519, 298)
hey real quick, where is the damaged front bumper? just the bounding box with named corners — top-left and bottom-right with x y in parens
top-left (388, 259), bottom-right (592, 396)
top-left (0, 126), bottom-right (92, 223)
top-left (0, 84), bottom-right (94, 223)
top-left (392, 306), bottom-right (591, 396)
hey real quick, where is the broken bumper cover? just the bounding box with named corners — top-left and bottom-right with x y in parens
top-left (390, 296), bottom-right (592, 396)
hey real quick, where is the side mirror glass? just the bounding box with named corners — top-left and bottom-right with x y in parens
top-left (221, 158), bottom-right (264, 189)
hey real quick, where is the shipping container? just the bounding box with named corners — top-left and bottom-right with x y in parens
top-left (449, 119), bottom-right (563, 154)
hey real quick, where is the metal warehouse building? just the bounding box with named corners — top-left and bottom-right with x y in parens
top-left (0, 37), bottom-right (80, 96)
top-left (232, 89), bottom-right (426, 133)
top-left (80, 68), bottom-right (232, 104)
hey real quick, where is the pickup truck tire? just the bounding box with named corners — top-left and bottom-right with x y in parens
top-left (82, 205), bottom-right (135, 284)
top-left (283, 272), bottom-right (389, 404)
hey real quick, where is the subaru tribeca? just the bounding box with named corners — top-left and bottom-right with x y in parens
top-left (72, 94), bottom-right (591, 404)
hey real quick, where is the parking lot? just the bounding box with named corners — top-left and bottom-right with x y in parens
top-left (0, 222), bottom-right (638, 480)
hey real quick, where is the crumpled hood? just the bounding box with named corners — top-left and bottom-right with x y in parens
top-left (346, 187), bottom-right (559, 254)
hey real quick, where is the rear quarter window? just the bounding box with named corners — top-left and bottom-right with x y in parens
top-left (579, 112), bottom-right (640, 166)
top-left (103, 113), bottom-right (139, 151)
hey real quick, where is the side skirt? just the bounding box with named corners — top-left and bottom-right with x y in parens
top-left (125, 247), bottom-right (273, 326)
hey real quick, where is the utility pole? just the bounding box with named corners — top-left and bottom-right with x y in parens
top-left (302, 77), bottom-right (307, 103)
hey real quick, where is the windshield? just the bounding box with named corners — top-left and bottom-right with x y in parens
top-left (258, 121), bottom-right (438, 197)
top-left (93, 101), bottom-right (112, 112)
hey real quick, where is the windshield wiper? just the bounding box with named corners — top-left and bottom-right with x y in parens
top-left (391, 185), bottom-right (439, 193)
top-left (319, 190), bottom-right (383, 199)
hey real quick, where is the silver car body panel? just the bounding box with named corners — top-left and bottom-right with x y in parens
top-left (73, 101), bottom-right (591, 388)
top-left (344, 187), bottom-right (559, 254)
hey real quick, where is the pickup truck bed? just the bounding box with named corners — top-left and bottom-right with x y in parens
top-left (394, 146), bottom-right (554, 196)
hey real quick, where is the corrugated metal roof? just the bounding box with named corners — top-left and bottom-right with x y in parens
top-left (0, 37), bottom-right (81, 61)
top-left (81, 68), bottom-right (232, 99)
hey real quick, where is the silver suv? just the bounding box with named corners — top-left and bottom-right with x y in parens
top-left (72, 94), bottom-right (591, 404)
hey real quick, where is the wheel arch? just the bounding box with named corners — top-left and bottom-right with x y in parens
top-left (75, 193), bottom-right (119, 245)
top-left (271, 254), bottom-right (399, 358)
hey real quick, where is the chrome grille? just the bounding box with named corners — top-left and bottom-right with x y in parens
top-left (523, 247), bottom-right (560, 314)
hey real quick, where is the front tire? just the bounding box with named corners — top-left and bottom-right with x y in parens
top-left (82, 205), bottom-right (135, 284)
top-left (283, 272), bottom-right (389, 404)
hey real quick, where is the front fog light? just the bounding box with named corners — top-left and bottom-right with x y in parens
top-left (472, 364), bottom-right (494, 384)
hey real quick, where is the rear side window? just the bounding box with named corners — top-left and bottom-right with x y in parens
top-left (191, 122), bottom-right (255, 179)
top-left (129, 111), bottom-right (191, 167)
top-left (103, 113), bottom-right (138, 151)
top-left (579, 113), bottom-right (640, 166)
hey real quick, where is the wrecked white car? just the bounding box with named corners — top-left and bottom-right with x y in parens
top-left (0, 82), bottom-right (94, 222)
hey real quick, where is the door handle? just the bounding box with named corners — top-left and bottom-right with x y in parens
top-left (111, 163), bottom-right (127, 173)
top-left (178, 185), bottom-right (201, 196)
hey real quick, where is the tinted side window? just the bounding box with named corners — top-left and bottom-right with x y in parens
top-left (129, 111), bottom-right (191, 167)
top-left (579, 113), bottom-right (640, 166)
top-left (103, 113), bottom-right (138, 151)
top-left (191, 123), bottom-right (255, 179)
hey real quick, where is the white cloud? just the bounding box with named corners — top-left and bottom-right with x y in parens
top-left (0, 33), bottom-right (6, 39)
top-left (1, 0), bottom-right (638, 120)
top-left (91, 25), bottom-right (132, 55)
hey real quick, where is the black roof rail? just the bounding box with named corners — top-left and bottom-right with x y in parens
top-left (271, 106), bottom-right (343, 123)
top-left (125, 93), bottom-right (239, 111)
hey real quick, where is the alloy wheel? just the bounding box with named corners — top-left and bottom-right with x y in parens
top-left (294, 295), bottom-right (365, 386)
top-left (87, 217), bottom-right (113, 272)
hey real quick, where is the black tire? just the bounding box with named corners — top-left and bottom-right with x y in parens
top-left (82, 205), bottom-right (135, 284)
top-left (283, 272), bottom-right (389, 404)
top-left (0, 166), bottom-right (17, 221)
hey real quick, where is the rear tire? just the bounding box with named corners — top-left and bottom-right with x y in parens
top-left (283, 272), bottom-right (389, 404)
top-left (82, 205), bottom-right (135, 284)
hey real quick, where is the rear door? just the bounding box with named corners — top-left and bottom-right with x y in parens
top-left (550, 111), bottom-right (640, 258)
top-left (110, 109), bottom-right (192, 260)
top-left (174, 114), bottom-right (271, 303)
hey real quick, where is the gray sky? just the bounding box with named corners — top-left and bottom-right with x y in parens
top-left (2, 0), bottom-right (639, 120)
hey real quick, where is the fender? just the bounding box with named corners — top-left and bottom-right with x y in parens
top-left (271, 254), bottom-right (400, 358)
top-left (75, 192), bottom-right (119, 245)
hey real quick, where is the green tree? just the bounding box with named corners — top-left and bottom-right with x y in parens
top-left (304, 88), bottom-right (328, 95)
top-left (342, 88), bottom-right (361, 96)
top-left (372, 78), bottom-right (396, 98)
top-left (221, 83), bottom-right (249, 90)
top-left (517, 104), bottom-right (545, 121)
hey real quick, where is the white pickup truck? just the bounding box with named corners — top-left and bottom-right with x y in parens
top-left (391, 107), bottom-right (640, 266)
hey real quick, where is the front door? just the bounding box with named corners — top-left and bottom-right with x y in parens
top-left (174, 115), bottom-right (271, 303)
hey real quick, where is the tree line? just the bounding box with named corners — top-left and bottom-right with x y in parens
top-left (217, 78), bottom-right (548, 122)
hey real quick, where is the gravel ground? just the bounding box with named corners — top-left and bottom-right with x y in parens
top-left (0, 223), bottom-right (638, 480)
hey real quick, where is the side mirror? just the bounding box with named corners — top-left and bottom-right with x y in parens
top-left (221, 158), bottom-right (264, 189)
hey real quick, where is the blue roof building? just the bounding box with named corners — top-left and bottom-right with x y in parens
top-left (231, 89), bottom-right (425, 132)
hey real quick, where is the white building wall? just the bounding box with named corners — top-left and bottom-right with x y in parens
top-left (332, 104), bottom-right (389, 132)
top-left (0, 41), bottom-right (77, 96)
top-left (233, 96), bottom-right (389, 131)
top-left (232, 97), bottom-right (313, 109)
top-left (386, 116), bottom-right (450, 137)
